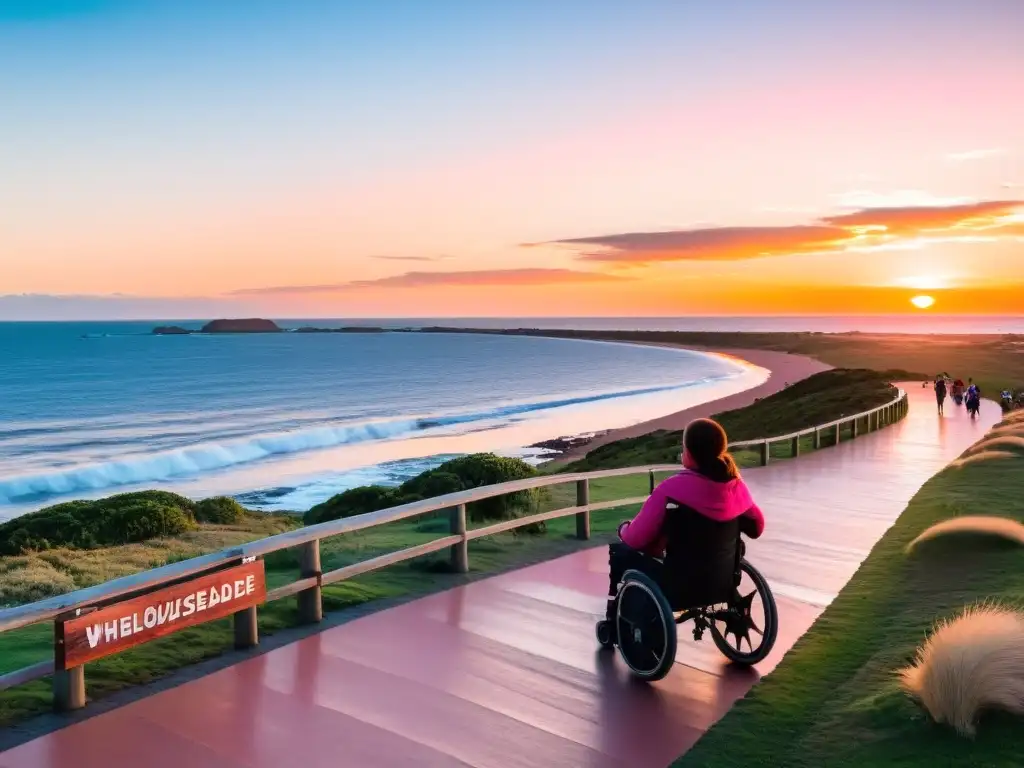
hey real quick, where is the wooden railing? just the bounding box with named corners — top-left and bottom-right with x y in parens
top-left (0, 389), bottom-right (908, 712)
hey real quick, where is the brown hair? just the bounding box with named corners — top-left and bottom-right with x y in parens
top-left (683, 418), bottom-right (740, 482)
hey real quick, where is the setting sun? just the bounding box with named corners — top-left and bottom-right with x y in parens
top-left (910, 295), bottom-right (936, 309)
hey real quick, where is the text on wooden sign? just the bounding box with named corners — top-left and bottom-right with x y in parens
top-left (56, 560), bottom-right (266, 669)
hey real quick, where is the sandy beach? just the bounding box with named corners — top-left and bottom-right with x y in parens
top-left (553, 345), bottom-right (832, 462)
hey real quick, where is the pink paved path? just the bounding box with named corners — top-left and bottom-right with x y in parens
top-left (0, 387), bottom-right (998, 768)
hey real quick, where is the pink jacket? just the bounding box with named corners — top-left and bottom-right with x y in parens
top-left (620, 471), bottom-right (765, 557)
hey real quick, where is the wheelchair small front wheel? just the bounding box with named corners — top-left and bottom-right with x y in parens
top-left (595, 620), bottom-right (615, 649)
top-left (615, 570), bottom-right (677, 681)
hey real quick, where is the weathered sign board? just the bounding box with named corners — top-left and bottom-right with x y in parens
top-left (55, 560), bottom-right (266, 669)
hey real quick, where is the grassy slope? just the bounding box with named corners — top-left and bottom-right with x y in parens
top-left (677, 426), bottom-right (1024, 767)
top-left (565, 369), bottom-right (896, 471)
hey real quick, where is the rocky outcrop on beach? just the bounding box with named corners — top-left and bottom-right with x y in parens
top-left (200, 318), bottom-right (282, 333)
top-left (530, 433), bottom-right (607, 454)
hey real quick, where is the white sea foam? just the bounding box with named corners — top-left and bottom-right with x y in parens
top-left (0, 377), bottom-right (736, 505)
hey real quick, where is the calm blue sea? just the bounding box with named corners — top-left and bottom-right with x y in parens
top-left (0, 322), bottom-right (763, 521)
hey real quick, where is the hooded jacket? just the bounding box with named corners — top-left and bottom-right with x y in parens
top-left (620, 470), bottom-right (764, 557)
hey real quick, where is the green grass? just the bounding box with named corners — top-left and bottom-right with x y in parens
top-left (675, 420), bottom-right (1024, 768)
top-left (565, 369), bottom-right (896, 471)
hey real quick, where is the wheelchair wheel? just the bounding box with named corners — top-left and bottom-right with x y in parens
top-left (615, 570), bottom-right (677, 681)
top-left (708, 559), bottom-right (778, 666)
top-left (595, 620), bottom-right (615, 649)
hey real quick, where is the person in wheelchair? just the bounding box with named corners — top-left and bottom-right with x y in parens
top-left (603, 418), bottom-right (765, 633)
top-left (599, 418), bottom-right (767, 663)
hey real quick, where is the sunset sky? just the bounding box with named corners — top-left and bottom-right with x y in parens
top-left (2, 0), bottom-right (1023, 319)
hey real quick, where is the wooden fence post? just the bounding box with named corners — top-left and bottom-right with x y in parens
top-left (791, 436), bottom-right (800, 457)
top-left (814, 429), bottom-right (821, 449)
top-left (450, 504), bottom-right (468, 573)
top-left (297, 539), bottom-right (322, 624)
top-left (575, 479), bottom-right (590, 540)
top-left (853, 418), bottom-right (859, 438)
top-left (834, 423), bottom-right (841, 445)
top-left (233, 606), bottom-right (258, 650)
top-left (52, 666), bottom-right (85, 712)
top-left (648, 469), bottom-right (656, 494)
top-left (760, 441), bottom-right (770, 466)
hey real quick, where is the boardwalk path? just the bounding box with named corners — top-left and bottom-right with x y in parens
top-left (0, 387), bottom-right (999, 768)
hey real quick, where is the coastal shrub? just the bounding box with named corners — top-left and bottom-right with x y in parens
top-left (303, 454), bottom-right (544, 527)
top-left (423, 454), bottom-right (540, 523)
top-left (304, 485), bottom-right (400, 525)
top-left (398, 470), bottom-right (465, 499)
top-left (195, 496), bottom-right (247, 524)
top-left (0, 491), bottom-right (197, 555)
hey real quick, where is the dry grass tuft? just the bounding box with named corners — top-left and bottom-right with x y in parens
top-left (1000, 410), bottom-right (1024, 424)
top-left (964, 435), bottom-right (1024, 455)
top-left (950, 450), bottom-right (1017, 469)
top-left (986, 425), bottom-right (1024, 441)
top-left (899, 604), bottom-right (1024, 736)
top-left (906, 516), bottom-right (1024, 552)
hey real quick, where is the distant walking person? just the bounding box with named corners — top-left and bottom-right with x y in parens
top-left (966, 379), bottom-right (981, 418)
top-left (934, 376), bottom-right (947, 415)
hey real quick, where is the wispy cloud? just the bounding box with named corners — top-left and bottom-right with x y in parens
top-left (547, 226), bottom-right (846, 264)
top-left (831, 189), bottom-right (974, 209)
top-left (370, 254), bottom-right (454, 262)
top-left (537, 200), bottom-right (1024, 265)
top-left (230, 268), bottom-right (631, 295)
top-left (945, 148), bottom-right (1006, 162)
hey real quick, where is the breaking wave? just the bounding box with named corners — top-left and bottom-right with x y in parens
top-left (0, 376), bottom-right (732, 505)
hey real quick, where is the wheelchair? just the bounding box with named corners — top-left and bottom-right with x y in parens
top-left (595, 505), bottom-right (779, 682)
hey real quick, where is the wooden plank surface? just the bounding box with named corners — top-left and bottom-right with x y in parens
top-left (0, 387), bottom-right (997, 768)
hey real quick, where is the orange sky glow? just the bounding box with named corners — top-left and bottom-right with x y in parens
top-left (2, 3), bottom-right (1023, 319)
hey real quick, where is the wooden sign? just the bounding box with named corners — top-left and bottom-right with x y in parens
top-left (56, 560), bottom-right (266, 669)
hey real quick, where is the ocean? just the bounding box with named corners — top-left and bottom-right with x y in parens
top-left (0, 322), bottom-right (764, 521)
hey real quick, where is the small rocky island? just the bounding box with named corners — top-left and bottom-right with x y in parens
top-left (152, 318), bottom-right (282, 335)
top-left (152, 319), bottom-right (392, 335)
top-left (151, 325), bottom-right (192, 335)
top-left (201, 318), bottom-right (282, 333)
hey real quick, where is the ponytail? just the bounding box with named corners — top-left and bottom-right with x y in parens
top-left (696, 452), bottom-right (740, 483)
top-left (683, 418), bottom-right (740, 483)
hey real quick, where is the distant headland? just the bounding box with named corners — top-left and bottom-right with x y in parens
top-left (152, 319), bottom-right (390, 335)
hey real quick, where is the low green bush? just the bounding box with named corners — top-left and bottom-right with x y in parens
top-left (0, 491), bottom-right (198, 555)
top-left (194, 496), bottom-right (247, 524)
top-left (304, 453), bottom-right (544, 527)
top-left (304, 485), bottom-right (402, 525)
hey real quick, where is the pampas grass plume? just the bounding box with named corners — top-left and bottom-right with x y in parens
top-left (906, 516), bottom-right (1024, 551)
top-left (899, 604), bottom-right (1024, 736)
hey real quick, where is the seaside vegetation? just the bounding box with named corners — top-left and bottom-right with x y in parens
top-left (676, 415), bottom-right (1024, 767)
top-left (565, 368), bottom-right (897, 471)
top-left (0, 368), bottom-right (905, 729)
top-left (303, 454), bottom-right (542, 526)
top-left (0, 491), bottom-right (247, 556)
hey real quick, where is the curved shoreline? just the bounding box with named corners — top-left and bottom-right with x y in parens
top-left (549, 344), bottom-right (832, 463)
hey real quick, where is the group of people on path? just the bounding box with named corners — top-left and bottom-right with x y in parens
top-left (932, 374), bottom-right (980, 418)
